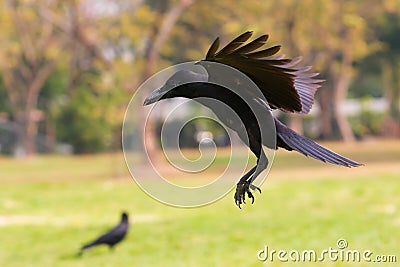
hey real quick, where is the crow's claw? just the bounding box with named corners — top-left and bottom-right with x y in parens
top-left (250, 184), bottom-right (262, 194)
top-left (234, 180), bottom-right (261, 208)
top-left (247, 190), bottom-right (254, 204)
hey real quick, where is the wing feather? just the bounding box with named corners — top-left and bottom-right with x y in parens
top-left (205, 37), bottom-right (220, 59)
top-left (246, 45), bottom-right (281, 59)
top-left (214, 31), bottom-right (253, 58)
top-left (204, 32), bottom-right (322, 113)
top-left (234, 34), bottom-right (269, 54)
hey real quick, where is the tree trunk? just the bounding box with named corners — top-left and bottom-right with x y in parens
top-left (140, 0), bottom-right (193, 164)
top-left (333, 29), bottom-right (355, 143)
top-left (317, 82), bottom-right (334, 139)
top-left (382, 60), bottom-right (400, 121)
top-left (381, 60), bottom-right (400, 137)
top-left (285, 7), bottom-right (304, 135)
top-left (14, 116), bottom-right (28, 157)
top-left (45, 115), bottom-right (56, 153)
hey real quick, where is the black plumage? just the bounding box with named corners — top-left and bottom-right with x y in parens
top-left (204, 31), bottom-right (322, 114)
top-left (144, 32), bottom-right (362, 208)
top-left (79, 212), bottom-right (129, 254)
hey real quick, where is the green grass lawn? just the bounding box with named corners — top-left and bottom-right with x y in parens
top-left (0, 140), bottom-right (399, 266)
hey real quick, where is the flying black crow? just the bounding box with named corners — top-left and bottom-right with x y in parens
top-left (144, 31), bottom-right (362, 208)
top-left (79, 212), bottom-right (129, 254)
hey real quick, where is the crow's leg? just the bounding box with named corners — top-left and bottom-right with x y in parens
top-left (234, 150), bottom-right (268, 208)
top-left (248, 149), bottom-right (268, 192)
top-left (234, 165), bottom-right (256, 208)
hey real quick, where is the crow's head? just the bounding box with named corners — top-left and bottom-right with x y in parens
top-left (121, 212), bottom-right (129, 222)
top-left (143, 70), bottom-right (207, 105)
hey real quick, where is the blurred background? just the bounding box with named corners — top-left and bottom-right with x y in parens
top-left (0, 0), bottom-right (399, 266)
top-left (1, 0), bottom-right (400, 156)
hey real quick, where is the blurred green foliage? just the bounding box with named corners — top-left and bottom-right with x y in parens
top-left (349, 98), bottom-right (386, 138)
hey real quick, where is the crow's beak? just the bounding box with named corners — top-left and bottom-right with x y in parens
top-left (143, 86), bottom-right (164, 106)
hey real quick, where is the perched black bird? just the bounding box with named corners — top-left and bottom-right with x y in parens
top-left (79, 212), bottom-right (129, 254)
top-left (144, 31), bottom-right (362, 208)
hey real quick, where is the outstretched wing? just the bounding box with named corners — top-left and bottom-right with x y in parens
top-left (204, 31), bottom-right (322, 114)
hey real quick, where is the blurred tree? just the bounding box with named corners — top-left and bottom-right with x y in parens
top-left (1, 0), bottom-right (399, 156)
top-left (0, 0), bottom-right (62, 156)
top-left (373, 8), bottom-right (400, 136)
top-left (337, 1), bottom-right (400, 137)
top-left (39, 0), bottom-right (116, 153)
top-left (94, 0), bottom-right (195, 158)
top-left (280, 0), bottom-right (380, 142)
top-left (0, 0), bottom-right (108, 156)
top-left (172, 0), bottom-right (385, 142)
top-left (141, 0), bottom-right (194, 163)
top-left (38, 67), bottom-right (67, 152)
top-left (137, 0), bottom-right (392, 144)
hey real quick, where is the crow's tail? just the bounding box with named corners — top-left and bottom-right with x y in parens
top-left (79, 240), bottom-right (99, 254)
top-left (275, 118), bottom-right (362, 167)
